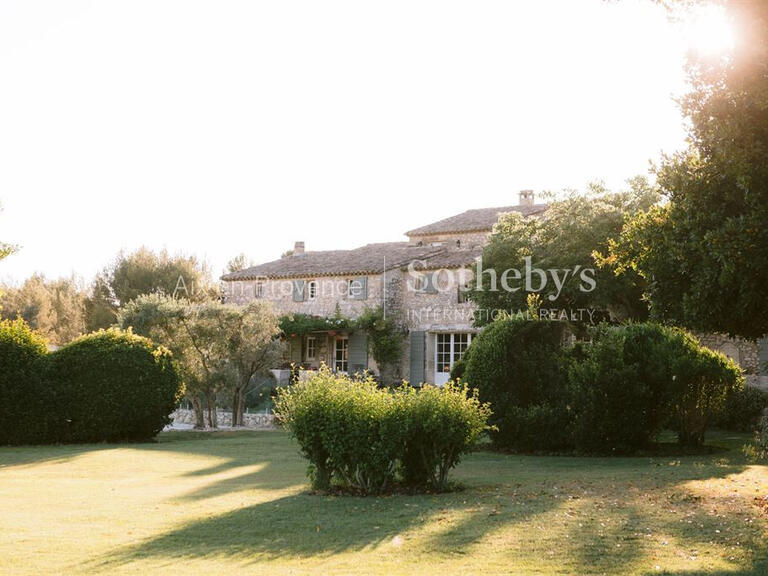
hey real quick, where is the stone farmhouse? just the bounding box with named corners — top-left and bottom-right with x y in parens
top-left (222, 190), bottom-right (767, 388)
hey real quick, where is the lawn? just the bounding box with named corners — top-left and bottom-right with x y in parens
top-left (1, 430), bottom-right (767, 575)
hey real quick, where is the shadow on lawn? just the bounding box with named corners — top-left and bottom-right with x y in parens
top-left (91, 433), bottom-right (768, 574)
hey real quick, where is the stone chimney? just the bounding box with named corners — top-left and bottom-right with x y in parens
top-left (294, 241), bottom-right (305, 254)
top-left (519, 189), bottom-right (534, 207)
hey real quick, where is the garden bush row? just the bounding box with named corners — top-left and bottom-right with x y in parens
top-left (0, 319), bottom-right (183, 445)
top-left (461, 319), bottom-right (744, 454)
top-left (274, 366), bottom-right (491, 494)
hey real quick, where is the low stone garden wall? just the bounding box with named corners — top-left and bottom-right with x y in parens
top-left (171, 409), bottom-right (276, 429)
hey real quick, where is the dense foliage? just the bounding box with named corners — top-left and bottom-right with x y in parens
top-left (44, 329), bottom-right (184, 443)
top-left (274, 367), bottom-right (491, 493)
top-left (460, 319), bottom-right (742, 453)
top-left (461, 319), bottom-right (572, 451)
top-left (0, 318), bottom-right (49, 445)
top-left (354, 306), bottom-right (404, 380)
top-left (120, 294), bottom-right (284, 428)
top-left (608, 1), bottom-right (768, 339)
top-left (0, 274), bottom-right (87, 345)
top-left (278, 313), bottom-right (353, 337)
top-left (471, 179), bottom-right (659, 326)
top-left (0, 321), bottom-right (183, 445)
top-left (712, 386), bottom-right (768, 433)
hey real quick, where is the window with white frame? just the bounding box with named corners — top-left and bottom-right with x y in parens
top-left (435, 333), bottom-right (472, 374)
top-left (347, 278), bottom-right (364, 298)
top-left (308, 280), bottom-right (317, 300)
top-left (305, 335), bottom-right (316, 361)
top-left (255, 282), bottom-right (264, 299)
top-left (334, 337), bottom-right (348, 372)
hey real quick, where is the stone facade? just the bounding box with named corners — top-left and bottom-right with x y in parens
top-left (222, 198), bottom-right (766, 388)
top-left (407, 230), bottom-right (490, 247)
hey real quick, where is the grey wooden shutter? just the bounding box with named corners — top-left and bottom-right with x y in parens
top-left (348, 331), bottom-right (368, 373)
top-left (409, 331), bottom-right (426, 385)
top-left (290, 338), bottom-right (303, 363)
top-left (292, 279), bottom-right (306, 302)
top-left (351, 277), bottom-right (368, 300)
top-left (425, 272), bottom-right (438, 294)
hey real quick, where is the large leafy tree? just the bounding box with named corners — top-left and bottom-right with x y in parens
top-left (611, 1), bottom-right (768, 339)
top-left (119, 295), bottom-right (283, 428)
top-left (471, 178), bottom-right (659, 326)
top-left (0, 274), bottom-right (87, 345)
top-left (88, 247), bottom-right (216, 331)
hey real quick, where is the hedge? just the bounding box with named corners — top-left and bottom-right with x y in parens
top-left (0, 322), bottom-right (183, 445)
top-left (0, 318), bottom-right (49, 445)
top-left (461, 319), bottom-right (572, 451)
top-left (461, 319), bottom-right (742, 454)
top-left (274, 366), bottom-right (491, 493)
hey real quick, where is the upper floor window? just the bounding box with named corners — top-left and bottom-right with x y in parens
top-left (308, 280), bottom-right (318, 300)
top-left (457, 282), bottom-right (471, 303)
top-left (346, 277), bottom-right (368, 300)
top-left (414, 272), bottom-right (438, 294)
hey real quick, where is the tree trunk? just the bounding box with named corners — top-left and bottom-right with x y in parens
top-left (191, 395), bottom-right (205, 429)
top-left (232, 375), bottom-right (250, 427)
top-left (205, 390), bottom-right (218, 428)
top-left (231, 386), bottom-right (242, 427)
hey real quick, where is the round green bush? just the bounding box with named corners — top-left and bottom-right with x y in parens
top-left (0, 318), bottom-right (49, 445)
top-left (45, 329), bottom-right (184, 443)
top-left (461, 319), bottom-right (572, 452)
top-left (712, 385), bottom-right (768, 432)
top-left (569, 324), bottom-right (742, 451)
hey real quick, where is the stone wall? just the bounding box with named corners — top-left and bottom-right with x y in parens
top-left (407, 230), bottom-right (490, 247)
top-left (696, 333), bottom-right (764, 388)
top-left (223, 273), bottom-right (384, 319)
top-left (171, 409), bottom-right (276, 429)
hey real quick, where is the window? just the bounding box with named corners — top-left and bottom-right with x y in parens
top-left (308, 280), bottom-right (317, 300)
top-left (346, 278), bottom-right (367, 299)
top-left (435, 333), bottom-right (472, 374)
top-left (305, 336), bottom-right (316, 361)
top-left (415, 272), bottom-right (438, 294)
top-left (334, 337), bottom-right (348, 373)
top-left (255, 282), bottom-right (264, 299)
top-left (457, 282), bottom-right (471, 303)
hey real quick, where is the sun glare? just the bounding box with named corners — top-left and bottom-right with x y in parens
top-left (684, 4), bottom-right (737, 57)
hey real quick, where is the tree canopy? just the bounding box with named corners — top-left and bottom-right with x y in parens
top-left (609, 1), bottom-right (768, 339)
top-left (471, 178), bottom-right (659, 326)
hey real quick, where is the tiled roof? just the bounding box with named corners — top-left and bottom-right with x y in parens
top-left (405, 204), bottom-right (547, 236)
top-left (407, 246), bottom-right (483, 270)
top-left (221, 242), bottom-right (445, 281)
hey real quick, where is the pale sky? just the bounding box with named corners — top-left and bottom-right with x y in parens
top-left (0, 0), bottom-right (705, 284)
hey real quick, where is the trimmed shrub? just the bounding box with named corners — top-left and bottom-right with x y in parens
top-left (665, 336), bottom-right (742, 446)
top-left (0, 318), bottom-right (49, 445)
top-left (712, 385), bottom-right (768, 432)
top-left (44, 329), bottom-right (184, 443)
top-left (399, 383), bottom-right (491, 490)
top-left (274, 367), bottom-right (403, 492)
top-left (569, 327), bottom-right (661, 454)
top-left (461, 319), bottom-right (572, 451)
top-left (569, 324), bottom-right (742, 451)
top-left (274, 367), bottom-right (490, 493)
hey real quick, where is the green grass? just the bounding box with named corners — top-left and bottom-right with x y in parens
top-left (1, 430), bottom-right (767, 575)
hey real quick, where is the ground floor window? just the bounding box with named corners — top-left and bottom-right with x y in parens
top-left (435, 332), bottom-right (472, 385)
top-left (334, 336), bottom-right (348, 373)
top-left (305, 336), bottom-right (316, 361)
